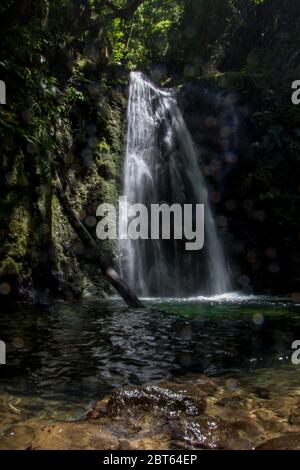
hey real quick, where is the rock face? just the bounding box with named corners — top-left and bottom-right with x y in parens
top-left (0, 65), bottom-right (126, 303)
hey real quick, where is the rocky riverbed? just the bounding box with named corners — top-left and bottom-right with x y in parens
top-left (2, 370), bottom-right (300, 450)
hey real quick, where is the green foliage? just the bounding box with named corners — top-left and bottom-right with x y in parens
top-left (108, 18), bottom-right (126, 63)
top-left (105, 0), bottom-right (183, 69)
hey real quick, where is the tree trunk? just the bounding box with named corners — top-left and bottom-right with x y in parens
top-left (54, 171), bottom-right (144, 308)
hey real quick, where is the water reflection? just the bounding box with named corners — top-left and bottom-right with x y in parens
top-left (0, 298), bottom-right (299, 409)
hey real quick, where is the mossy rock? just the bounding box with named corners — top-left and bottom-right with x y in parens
top-left (0, 256), bottom-right (20, 277)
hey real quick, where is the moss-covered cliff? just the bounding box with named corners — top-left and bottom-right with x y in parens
top-left (0, 59), bottom-right (128, 302)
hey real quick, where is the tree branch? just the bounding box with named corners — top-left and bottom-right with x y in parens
top-left (103, 0), bottom-right (145, 20)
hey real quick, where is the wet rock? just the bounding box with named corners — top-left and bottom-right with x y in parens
top-left (105, 384), bottom-right (206, 419)
top-left (256, 433), bottom-right (300, 450)
top-left (253, 387), bottom-right (271, 400)
top-left (29, 382), bottom-right (207, 450)
top-left (171, 416), bottom-right (231, 450)
top-left (171, 416), bottom-right (253, 450)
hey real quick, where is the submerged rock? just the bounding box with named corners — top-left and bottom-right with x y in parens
top-left (30, 422), bottom-right (120, 451)
top-left (28, 381), bottom-right (208, 450)
top-left (256, 433), bottom-right (300, 450)
top-left (0, 424), bottom-right (36, 450)
top-left (5, 372), bottom-right (300, 450)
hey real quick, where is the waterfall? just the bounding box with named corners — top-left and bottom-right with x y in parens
top-left (119, 71), bottom-right (231, 297)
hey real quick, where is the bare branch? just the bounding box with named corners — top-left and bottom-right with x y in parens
top-left (103, 0), bottom-right (145, 20)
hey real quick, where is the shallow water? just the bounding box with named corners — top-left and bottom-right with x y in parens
top-left (1, 295), bottom-right (300, 436)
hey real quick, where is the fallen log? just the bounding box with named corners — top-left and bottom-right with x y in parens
top-left (54, 170), bottom-right (144, 308)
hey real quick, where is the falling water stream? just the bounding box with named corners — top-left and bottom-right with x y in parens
top-left (119, 72), bottom-right (231, 297)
